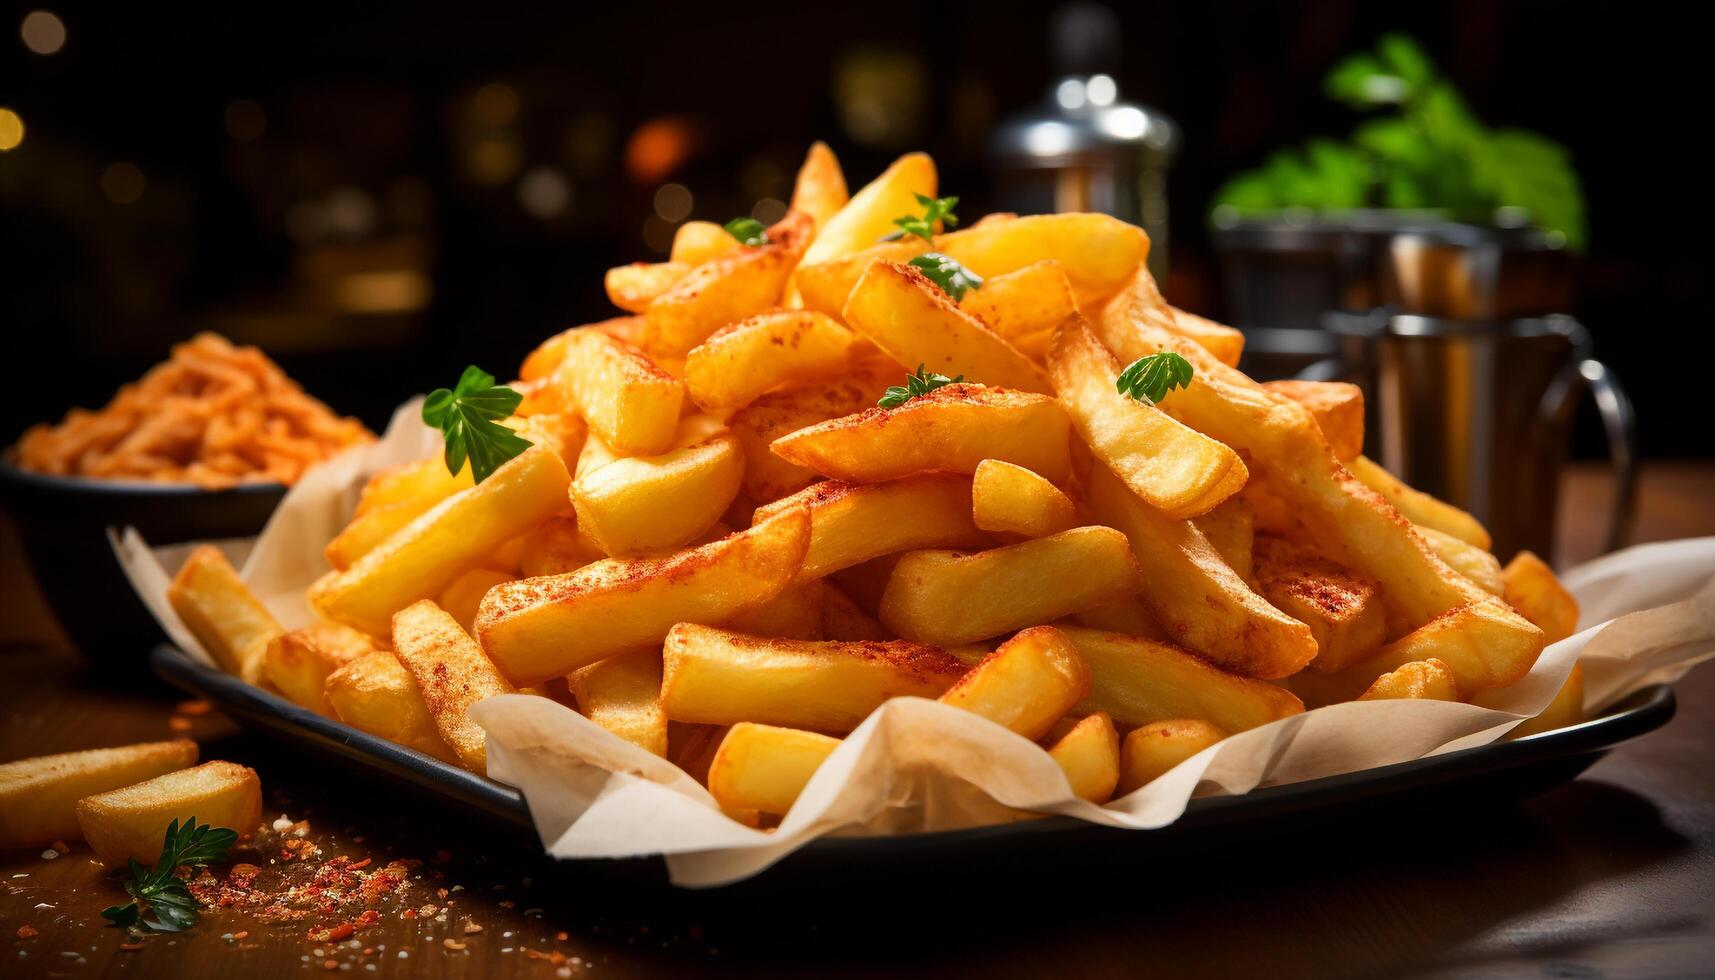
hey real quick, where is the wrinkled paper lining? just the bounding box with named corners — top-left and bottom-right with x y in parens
top-left (113, 402), bottom-right (1715, 887)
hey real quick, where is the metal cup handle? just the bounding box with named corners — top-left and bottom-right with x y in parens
top-left (1537, 357), bottom-right (1638, 555)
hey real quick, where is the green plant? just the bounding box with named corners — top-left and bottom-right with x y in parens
top-left (1212, 33), bottom-right (1586, 250)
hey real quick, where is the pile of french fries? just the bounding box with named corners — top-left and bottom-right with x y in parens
top-left (163, 143), bottom-right (1586, 825)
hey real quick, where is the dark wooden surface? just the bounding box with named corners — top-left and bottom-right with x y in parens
top-left (3, 462), bottom-right (1712, 979)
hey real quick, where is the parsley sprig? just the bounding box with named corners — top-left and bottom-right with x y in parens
top-left (422, 366), bottom-right (532, 484)
top-left (882, 193), bottom-right (960, 243)
top-left (907, 252), bottom-right (983, 301)
top-left (1116, 352), bottom-right (1195, 406)
top-left (100, 818), bottom-right (237, 932)
top-left (723, 217), bottom-right (770, 246)
top-left (879, 364), bottom-right (965, 408)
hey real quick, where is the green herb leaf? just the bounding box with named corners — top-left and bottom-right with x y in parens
top-left (1115, 352), bottom-right (1194, 406)
top-left (723, 217), bottom-right (770, 247)
top-left (906, 252), bottom-right (984, 301)
top-left (884, 193), bottom-right (961, 243)
top-left (422, 365), bottom-right (531, 484)
top-left (878, 363), bottom-right (965, 409)
top-left (100, 817), bottom-right (238, 933)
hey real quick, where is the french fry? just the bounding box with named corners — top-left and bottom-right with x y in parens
top-left (772, 384), bottom-right (1072, 485)
top-left (958, 260), bottom-right (1078, 346)
top-left (477, 507), bottom-right (811, 685)
top-left (1056, 625), bottom-right (1303, 733)
top-left (753, 474), bottom-right (988, 584)
top-left (263, 620), bottom-right (378, 716)
top-left (391, 600), bottom-right (517, 772)
top-left (935, 213), bottom-right (1149, 310)
top-left (568, 650), bottom-right (667, 756)
top-left (572, 416), bottom-right (744, 556)
top-left (1086, 467), bottom-right (1317, 679)
top-left (1511, 664), bottom-right (1585, 737)
top-left (971, 458), bottom-right (1078, 538)
top-left (1071, 595), bottom-right (1168, 640)
top-left (798, 152), bottom-right (935, 272)
top-left (708, 722), bottom-right (840, 816)
top-left (1049, 315), bottom-right (1247, 519)
top-left (1360, 600), bottom-right (1547, 698)
top-left (519, 516), bottom-right (605, 576)
top-left (1347, 455), bottom-right (1492, 550)
top-left (794, 240), bottom-right (927, 319)
top-left (670, 221), bottom-right (738, 266)
top-left (1358, 658), bottom-right (1459, 701)
top-left (662, 624), bottom-right (966, 732)
top-left (841, 261), bottom-right (1052, 393)
top-left (329, 497), bottom-right (444, 571)
top-left (790, 140), bottom-right (849, 233)
top-left (646, 211), bottom-right (813, 357)
top-left (167, 545), bottom-right (282, 679)
top-left (726, 581), bottom-right (824, 640)
top-left (685, 310), bottom-right (856, 414)
top-left (938, 626), bottom-right (1090, 740)
top-left (1, 740), bottom-right (198, 849)
top-left (310, 446), bottom-right (571, 636)
top-left (356, 455), bottom-right (474, 517)
top-left (1503, 551), bottom-right (1580, 643)
top-left (1164, 307), bottom-right (1246, 370)
top-left (1118, 720), bottom-right (1224, 794)
top-left (1046, 711), bottom-right (1120, 803)
top-left (1262, 379), bottom-right (1364, 462)
top-left (1252, 536), bottom-right (1388, 675)
top-left (438, 568), bottom-right (515, 633)
top-left (1192, 497), bottom-right (1255, 582)
top-left (828, 554), bottom-right (901, 617)
top-left (605, 261), bottom-right (693, 314)
top-left (820, 582), bottom-right (893, 641)
top-left (75, 761), bottom-right (262, 867)
top-left (553, 329), bottom-right (684, 456)
top-left (726, 366), bottom-right (893, 501)
top-left (1418, 525), bottom-right (1505, 595)
top-left (879, 527), bottom-right (1139, 647)
top-left (519, 315), bottom-right (653, 388)
top-left (324, 652), bottom-right (458, 763)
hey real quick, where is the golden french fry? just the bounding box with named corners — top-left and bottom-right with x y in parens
top-left (391, 600), bottom-right (517, 772)
top-left (1418, 525), bottom-right (1505, 595)
top-left (708, 722), bottom-right (840, 816)
top-left (573, 416), bottom-right (743, 556)
top-left (263, 621), bottom-right (379, 716)
top-left (646, 211), bottom-right (813, 358)
top-left (726, 366), bottom-right (893, 501)
top-left (685, 310), bottom-right (856, 414)
top-left (1262, 379), bottom-right (1364, 462)
top-left (1192, 496), bottom-right (1255, 582)
top-left (1071, 595), bottom-right (1168, 640)
top-left (1163, 307), bottom-right (1246, 369)
top-left (1503, 551), bottom-right (1580, 643)
top-left (1086, 467), bottom-right (1317, 679)
top-left (725, 581), bottom-right (824, 640)
top-left (1364, 601), bottom-right (1547, 698)
top-left (790, 141), bottom-right (849, 232)
top-left (568, 650), bottom-right (667, 756)
top-left (75, 761), bottom-right (262, 867)
top-left (772, 384), bottom-right (1071, 485)
top-left (1056, 625), bottom-right (1303, 732)
top-left (1252, 536), bottom-right (1388, 675)
top-left (0, 741), bottom-right (198, 849)
top-left (794, 240), bottom-right (927, 319)
top-left (935, 213), bottom-right (1149, 310)
top-left (1118, 720), bottom-right (1224, 794)
top-left (1348, 455), bottom-right (1491, 550)
top-left (841, 261), bottom-right (1052, 393)
top-left (670, 221), bottom-right (738, 266)
top-left (820, 582), bottom-right (893, 641)
top-left (310, 446), bottom-right (571, 636)
top-left (879, 527), bottom-right (1139, 647)
top-left (356, 455), bottom-right (474, 517)
top-left (477, 507), bottom-right (810, 685)
top-left (939, 626), bottom-right (1089, 740)
top-left (1049, 315), bottom-right (1247, 519)
top-left (1358, 658), bottom-right (1459, 701)
top-left (1047, 711), bottom-right (1120, 803)
top-left (662, 624), bottom-right (966, 732)
top-left (167, 545), bottom-right (282, 678)
top-left (438, 568), bottom-right (515, 633)
top-left (329, 498), bottom-right (442, 571)
top-left (324, 652), bottom-right (458, 763)
top-left (753, 474), bottom-right (988, 584)
top-left (798, 151), bottom-right (935, 272)
top-left (519, 516), bottom-right (605, 576)
top-left (605, 261), bottom-right (693, 314)
top-left (971, 458), bottom-right (1078, 538)
top-left (553, 329), bottom-right (684, 456)
top-left (1511, 663), bottom-right (1585, 737)
top-left (958, 260), bottom-right (1078, 345)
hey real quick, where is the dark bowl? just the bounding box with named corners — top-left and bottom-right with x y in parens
top-left (0, 461), bottom-right (286, 668)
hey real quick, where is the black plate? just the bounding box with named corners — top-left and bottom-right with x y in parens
top-left (150, 643), bottom-right (1676, 882)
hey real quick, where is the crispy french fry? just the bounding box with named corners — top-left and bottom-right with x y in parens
top-left (605, 261), bottom-right (693, 314)
top-left (324, 652), bottom-right (458, 763)
top-left (356, 455), bottom-right (474, 518)
top-left (971, 458), bottom-right (1078, 538)
top-left (1511, 663), bottom-right (1585, 737)
top-left (726, 366), bottom-right (893, 501)
top-left (662, 624), bottom-right (966, 732)
top-left (553, 329), bottom-right (684, 456)
top-left (75, 761), bottom-right (262, 867)
top-left (936, 213), bottom-right (1149, 310)
top-left (1263, 380), bottom-right (1364, 462)
top-left (329, 498), bottom-right (443, 571)
top-left (438, 568), bottom-right (515, 633)
top-left (168, 545), bottom-right (282, 679)
top-left (1118, 720), bottom-right (1224, 794)
top-left (1047, 711), bottom-right (1121, 803)
top-left (1086, 467), bottom-right (1317, 679)
top-left (670, 221), bottom-right (738, 266)
top-left (1070, 595), bottom-right (1168, 640)
top-left (646, 211), bottom-right (813, 358)
top-left (958, 260), bottom-right (1078, 345)
top-left (519, 516), bottom-right (606, 576)
top-left (794, 240), bottom-right (928, 319)
top-left (879, 527), bottom-right (1139, 647)
top-left (477, 507), bottom-right (811, 685)
top-left (790, 141), bottom-right (849, 233)
top-left (0, 741), bottom-right (198, 849)
top-left (1362, 600), bottom-right (1547, 698)
top-left (1358, 658), bottom-right (1459, 701)
top-left (1348, 455), bottom-right (1491, 550)
top-left (521, 318), bottom-right (646, 383)
top-left (263, 621), bottom-right (378, 716)
top-left (1503, 551), bottom-right (1580, 643)
top-left (572, 416), bottom-right (743, 556)
top-left (725, 581), bottom-right (824, 640)
top-left (938, 626), bottom-right (1089, 740)
top-left (1163, 307), bottom-right (1246, 370)
top-left (568, 650), bottom-right (667, 756)
top-left (798, 152), bottom-right (935, 272)
top-left (708, 722), bottom-right (840, 816)
top-left (391, 600), bottom-right (517, 772)
top-left (1418, 525), bottom-right (1505, 595)
top-left (820, 582), bottom-right (893, 641)
top-left (1056, 625), bottom-right (1303, 732)
top-left (841, 261), bottom-right (1052, 393)
top-left (753, 474), bottom-right (988, 584)
top-left (310, 446), bottom-right (571, 636)
top-left (772, 384), bottom-right (1071, 485)
top-left (1192, 497), bottom-right (1255, 582)
top-left (685, 310), bottom-right (856, 414)
top-left (1049, 315), bottom-right (1247, 519)
top-left (1252, 536), bottom-right (1388, 675)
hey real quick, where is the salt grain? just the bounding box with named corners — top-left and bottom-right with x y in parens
top-left (40, 849), bottom-right (58, 860)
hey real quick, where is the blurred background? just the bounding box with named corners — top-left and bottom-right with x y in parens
top-left (2, 0), bottom-right (1708, 463)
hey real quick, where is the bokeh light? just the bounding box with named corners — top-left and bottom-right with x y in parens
top-left (751, 198), bottom-right (787, 225)
top-left (652, 182), bottom-right (693, 222)
top-left (517, 166), bottom-right (571, 218)
top-left (641, 215), bottom-right (675, 254)
top-left (224, 99), bottom-right (267, 142)
top-left (471, 83), bottom-right (520, 128)
top-left (20, 10), bottom-right (65, 55)
top-left (0, 108), bottom-right (23, 151)
top-left (101, 162), bottom-right (147, 204)
top-left (624, 117), bottom-right (693, 185)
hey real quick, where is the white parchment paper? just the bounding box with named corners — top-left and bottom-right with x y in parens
top-left (113, 404), bottom-right (1715, 887)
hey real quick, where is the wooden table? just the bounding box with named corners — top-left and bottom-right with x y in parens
top-left (4, 463), bottom-right (1712, 979)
